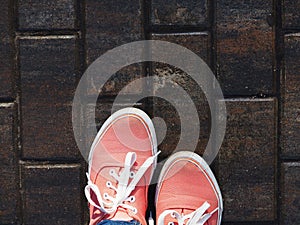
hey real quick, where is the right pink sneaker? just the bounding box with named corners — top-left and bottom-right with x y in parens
top-left (155, 151), bottom-right (223, 225)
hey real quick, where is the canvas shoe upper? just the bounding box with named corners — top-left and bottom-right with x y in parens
top-left (156, 151), bottom-right (223, 225)
top-left (85, 108), bottom-right (159, 225)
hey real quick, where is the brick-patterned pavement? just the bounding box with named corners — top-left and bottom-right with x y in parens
top-left (0, 1), bottom-right (299, 224)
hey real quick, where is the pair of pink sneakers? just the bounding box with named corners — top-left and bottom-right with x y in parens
top-left (85, 108), bottom-right (223, 225)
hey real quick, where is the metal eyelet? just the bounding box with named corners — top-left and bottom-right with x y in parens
top-left (106, 181), bottom-right (112, 187)
top-left (109, 169), bottom-right (115, 175)
top-left (132, 207), bottom-right (138, 214)
top-left (129, 196), bottom-right (135, 202)
top-left (103, 193), bottom-right (109, 199)
top-left (130, 171), bottom-right (135, 178)
top-left (168, 222), bottom-right (174, 225)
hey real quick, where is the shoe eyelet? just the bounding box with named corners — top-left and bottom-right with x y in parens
top-left (130, 171), bottom-right (135, 178)
top-left (103, 193), bottom-right (109, 199)
top-left (109, 169), bottom-right (115, 176)
top-left (106, 181), bottom-right (112, 187)
top-left (132, 208), bottom-right (138, 214)
top-left (168, 222), bottom-right (174, 225)
top-left (129, 196), bottom-right (135, 202)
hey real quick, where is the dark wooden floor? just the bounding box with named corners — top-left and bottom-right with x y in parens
top-left (0, 0), bottom-right (299, 224)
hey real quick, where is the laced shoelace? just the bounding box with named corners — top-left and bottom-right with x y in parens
top-left (157, 202), bottom-right (218, 225)
top-left (85, 151), bottom-right (160, 215)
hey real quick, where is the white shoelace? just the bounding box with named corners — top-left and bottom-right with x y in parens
top-left (157, 202), bottom-right (218, 225)
top-left (85, 151), bottom-right (160, 215)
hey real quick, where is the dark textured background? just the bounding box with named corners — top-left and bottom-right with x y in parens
top-left (0, 0), bottom-right (299, 224)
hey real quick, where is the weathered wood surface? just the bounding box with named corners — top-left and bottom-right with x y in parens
top-left (281, 34), bottom-right (300, 158)
top-left (19, 37), bottom-right (80, 160)
top-left (218, 99), bottom-right (276, 221)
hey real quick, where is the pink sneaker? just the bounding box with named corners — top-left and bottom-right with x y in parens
top-left (85, 108), bottom-right (159, 225)
top-left (155, 151), bottom-right (223, 225)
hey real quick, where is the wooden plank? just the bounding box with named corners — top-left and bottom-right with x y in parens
top-left (281, 162), bottom-right (300, 225)
top-left (216, 0), bottom-right (274, 95)
top-left (151, 33), bottom-right (211, 158)
top-left (281, 34), bottom-right (300, 158)
top-left (21, 163), bottom-right (82, 225)
top-left (0, 103), bottom-right (19, 224)
top-left (0, 0), bottom-right (13, 98)
top-left (151, 0), bottom-right (209, 26)
top-left (218, 99), bottom-right (276, 221)
top-left (18, 0), bottom-right (77, 30)
top-left (85, 0), bottom-right (144, 96)
top-left (282, 0), bottom-right (300, 29)
top-left (19, 36), bottom-right (80, 160)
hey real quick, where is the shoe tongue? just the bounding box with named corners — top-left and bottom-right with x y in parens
top-left (160, 208), bottom-right (187, 225)
top-left (108, 208), bottom-right (133, 221)
top-left (164, 208), bottom-right (210, 225)
top-left (108, 208), bottom-right (147, 225)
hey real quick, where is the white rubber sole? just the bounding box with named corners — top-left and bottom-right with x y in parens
top-left (88, 107), bottom-right (158, 175)
top-left (155, 151), bottom-right (223, 225)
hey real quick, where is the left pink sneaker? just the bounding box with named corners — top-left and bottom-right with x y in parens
top-left (85, 108), bottom-right (159, 225)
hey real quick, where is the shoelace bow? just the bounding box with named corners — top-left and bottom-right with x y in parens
top-left (85, 151), bottom-right (160, 214)
top-left (157, 202), bottom-right (218, 225)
